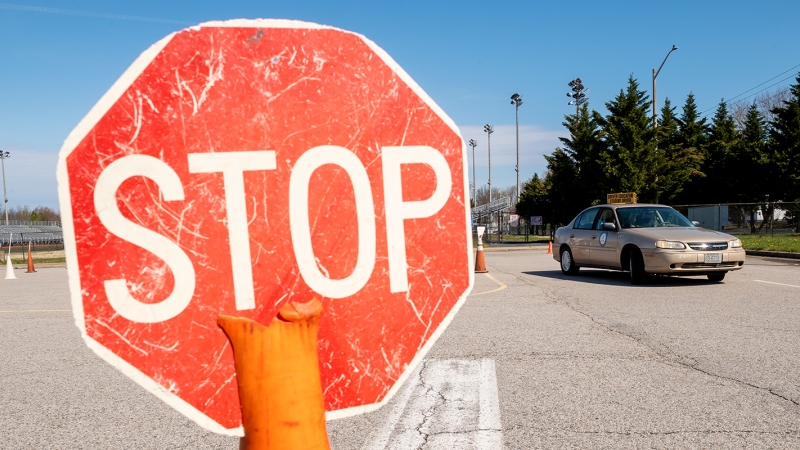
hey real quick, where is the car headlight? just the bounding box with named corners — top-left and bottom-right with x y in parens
top-left (730, 239), bottom-right (742, 248)
top-left (655, 240), bottom-right (686, 249)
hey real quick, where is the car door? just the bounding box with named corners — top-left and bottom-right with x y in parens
top-left (569, 208), bottom-right (599, 264)
top-left (590, 208), bottom-right (621, 268)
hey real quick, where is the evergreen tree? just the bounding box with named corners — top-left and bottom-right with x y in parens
top-left (654, 98), bottom-right (704, 203)
top-left (737, 103), bottom-right (773, 232)
top-left (701, 100), bottom-right (738, 202)
top-left (677, 93), bottom-right (708, 152)
top-left (556, 102), bottom-right (605, 209)
top-left (657, 98), bottom-right (680, 147)
top-left (542, 148), bottom-right (578, 225)
top-left (594, 75), bottom-right (659, 201)
top-left (769, 73), bottom-right (800, 201)
top-left (672, 93), bottom-right (712, 202)
top-left (515, 173), bottom-right (551, 226)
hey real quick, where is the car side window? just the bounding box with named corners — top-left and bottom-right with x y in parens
top-left (574, 209), bottom-right (599, 229)
top-left (594, 209), bottom-right (617, 230)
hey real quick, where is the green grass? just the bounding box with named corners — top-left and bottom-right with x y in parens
top-left (735, 234), bottom-right (800, 253)
top-left (473, 234), bottom-right (552, 246)
top-left (11, 257), bottom-right (66, 264)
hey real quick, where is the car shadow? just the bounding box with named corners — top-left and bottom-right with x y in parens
top-left (522, 269), bottom-right (721, 287)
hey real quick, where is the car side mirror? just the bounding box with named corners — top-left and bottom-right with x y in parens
top-left (691, 221), bottom-right (700, 226)
top-left (602, 222), bottom-right (617, 231)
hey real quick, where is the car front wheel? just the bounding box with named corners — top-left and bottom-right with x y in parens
top-left (707, 272), bottom-right (726, 282)
top-left (560, 248), bottom-right (580, 275)
top-left (629, 248), bottom-right (646, 285)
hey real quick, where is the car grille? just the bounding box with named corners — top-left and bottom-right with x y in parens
top-left (681, 262), bottom-right (737, 269)
top-left (687, 242), bottom-right (728, 251)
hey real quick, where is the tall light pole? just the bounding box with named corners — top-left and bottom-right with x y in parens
top-left (510, 93), bottom-right (523, 202)
top-left (0, 150), bottom-right (9, 225)
top-left (483, 124), bottom-right (494, 203)
top-left (468, 139), bottom-right (477, 204)
top-left (567, 78), bottom-right (588, 115)
top-left (652, 45), bottom-right (678, 128)
top-left (652, 45), bottom-right (678, 204)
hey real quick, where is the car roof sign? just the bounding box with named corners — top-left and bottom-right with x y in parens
top-left (607, 192), bottom-right (637, 204)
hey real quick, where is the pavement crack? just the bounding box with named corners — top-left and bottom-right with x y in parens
top-left (564, 299), bottom-right (800, 408)
top-left (413, 360), bottom-right (447, 450)
top-left (503, 262), bottom-right (800, 410)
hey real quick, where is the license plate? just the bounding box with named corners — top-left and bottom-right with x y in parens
top-left (704, 253), bottom-right (722, 264)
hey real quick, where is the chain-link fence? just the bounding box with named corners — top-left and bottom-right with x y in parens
top-left (670, 202), bottom-right (800, 234)
top-left (472, 210), bottom-right (553, 243)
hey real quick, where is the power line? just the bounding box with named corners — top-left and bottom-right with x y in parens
top-left (700, 68), bottom-right (799, 117)
top-left (725, 62), bottom-right (800, 103)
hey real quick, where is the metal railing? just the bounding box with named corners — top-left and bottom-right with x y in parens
top-left (0, 220), bottom-right (61, 227)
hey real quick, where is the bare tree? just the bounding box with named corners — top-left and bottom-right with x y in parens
top-left (730, 86), bottom-right (791, 128)
top-left (7, 205), bottom-right (61, 222)
top-left (474, 185), bottom-right (517, 207)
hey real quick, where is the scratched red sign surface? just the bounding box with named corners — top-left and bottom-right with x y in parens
top-left (57, 20), bottom-right (473, 435)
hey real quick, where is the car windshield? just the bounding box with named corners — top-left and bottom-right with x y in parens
top-left (616, 207), bottom-right (693, 229)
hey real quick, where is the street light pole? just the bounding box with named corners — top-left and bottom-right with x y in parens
top-left (468, 139), bottom-right (477, 204)
top-left (510, 93), bottom-right (523, 202)
top-left (652, 45), bottom-right (678, 128)
top-left (652, 46), bottom-right (678, 204)
top-left (0, 150), bottom-right (9, 225)
top-left (483, 124), bottom-right (494, 203)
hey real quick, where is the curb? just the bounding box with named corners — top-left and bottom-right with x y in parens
top-left (8, 263), bottom-right (67, 269)
top-left (481, 245), bottom-right (547, 253)
top-left (745, 250), bottom-right (800, 260)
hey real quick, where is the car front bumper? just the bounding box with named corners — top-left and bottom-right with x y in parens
top-left (643, 248), bottom-right (746, 274)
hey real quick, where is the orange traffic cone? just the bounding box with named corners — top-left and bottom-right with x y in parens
top-left (26, 242), bottom-right (36, 273)
top-left (217, 299), bottom-right (330, 450)
top-left (474, 226), bottom-right (488, 273)
top-left (547, 241), bottom-right (553, 254)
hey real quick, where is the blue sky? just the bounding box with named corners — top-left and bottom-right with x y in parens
top-left (1, 0), bottom-right (799, 211)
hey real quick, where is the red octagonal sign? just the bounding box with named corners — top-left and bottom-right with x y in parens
top-left (57, 20), bottom-right (473, 435)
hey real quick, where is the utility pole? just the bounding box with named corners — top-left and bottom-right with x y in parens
top-left (567, 78), bottom-right (588, 115)
top-left (483, 124), bottom-right (494, 203)
top-left (468, 139), bottom-right (477, 204)
top-left (0, 150), bottom-right (9, 225)
top-left (510, 93), bottom-right (523, 202)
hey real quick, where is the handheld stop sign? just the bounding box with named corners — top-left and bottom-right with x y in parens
top-left (57, 19), bottom-right (474, 435)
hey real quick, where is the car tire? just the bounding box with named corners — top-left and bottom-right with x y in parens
top-left (560, 248), bottom-right (580, 275)
top-left (629, 248), bottom-right (646, 285)
top-left (707, 272), bottom-right (726, 282)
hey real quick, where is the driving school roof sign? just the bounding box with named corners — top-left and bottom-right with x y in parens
top-left (57, 19), bottom-right (473, 435)
top-left (607, 192), bottom-right (637, 204)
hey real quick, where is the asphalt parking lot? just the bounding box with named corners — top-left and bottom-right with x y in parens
top-left (2, 251), bottom-right (799, 449)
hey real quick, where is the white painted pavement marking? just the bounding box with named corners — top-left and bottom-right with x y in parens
top-left (754, 280), bottom-right (800, 289)
top-left (361, 363), bottom-right (424, 449)
top-left (361, 359), bottom-right (503, 450)
top-left (477, 359), bottom-right (503, 449)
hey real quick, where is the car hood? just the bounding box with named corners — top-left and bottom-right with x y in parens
top-left (627, 227), bottom-right (735, 242)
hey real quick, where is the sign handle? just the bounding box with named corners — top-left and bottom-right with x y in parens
top-left (218, 299), bottom-right (330, 450)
